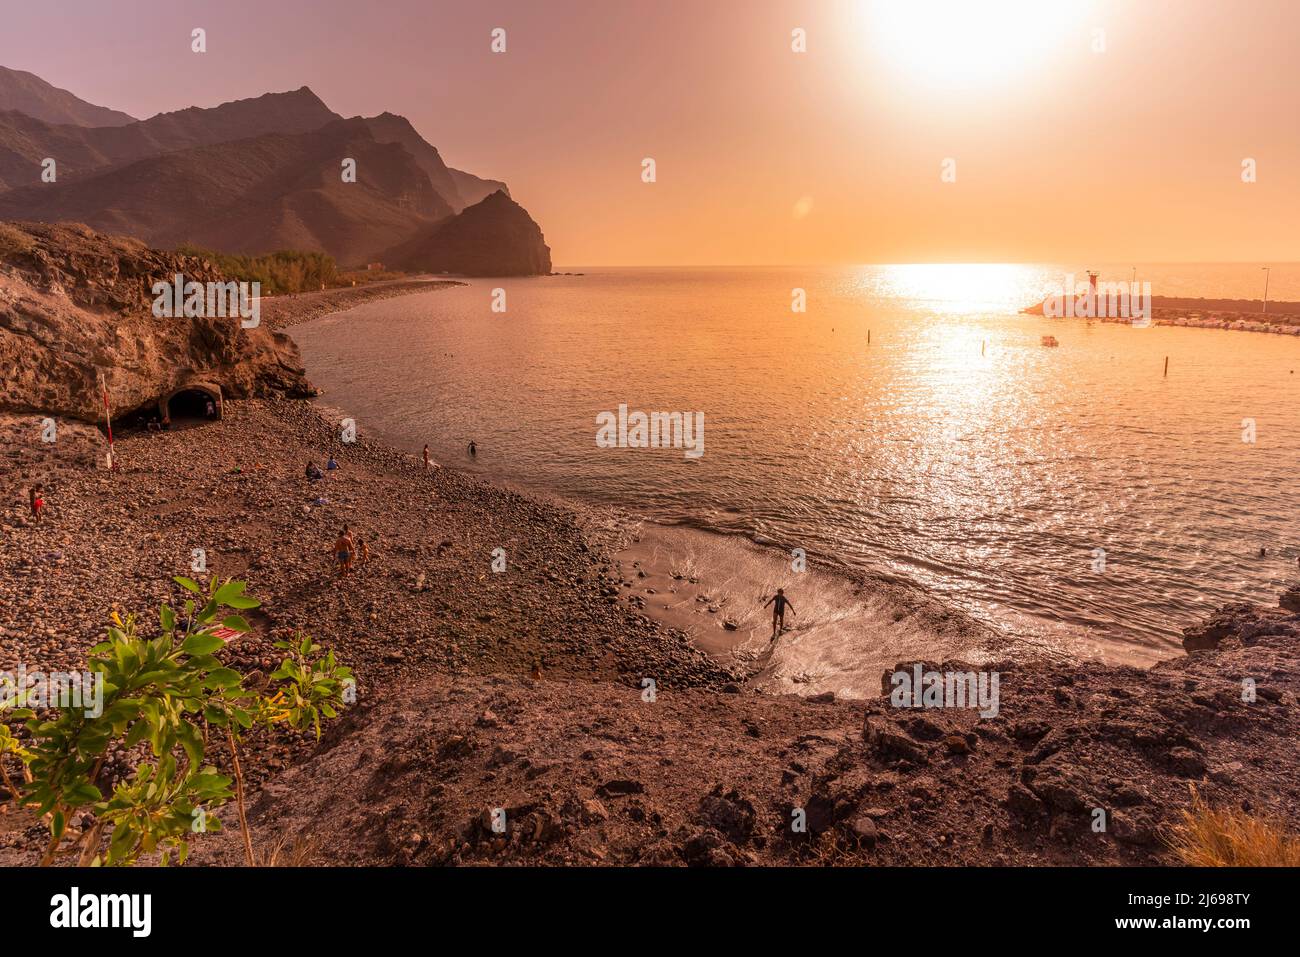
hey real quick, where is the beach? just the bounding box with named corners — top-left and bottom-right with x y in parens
top-left (2, 283), bottom-right (1298, 866)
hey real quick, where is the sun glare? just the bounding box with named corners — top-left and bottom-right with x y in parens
top-left (861, 0), bottom-right (1088, 88)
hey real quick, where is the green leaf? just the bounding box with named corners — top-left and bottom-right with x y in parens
top-left (205, 669), bottom-right (243, 690)
top-left (224, 595), bottom-right (262, 609)
top-left (174, 576), bottom-right (201, 593)
top-left (65, 782), bottom-right (103, 804)
top-left (213, 581), bottom-right (247, 605)
top-left (220, 615), bottom-right (250, 633)
top-left (182, 633), bottom-right (226, 656)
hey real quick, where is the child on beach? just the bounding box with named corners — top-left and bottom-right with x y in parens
top-left (356, 535), bottom-right (370, 567)
top-left (326, 455), bottom-right (339, 471)
top-left (29, 487), bottom-right (44, 525)
top-left (763, 588), bottom-right (795, 639)
top-left (306, 460), bottom-right (324, 481)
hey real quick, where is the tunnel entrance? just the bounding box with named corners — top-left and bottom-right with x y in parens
top-left (161, 384), bottom-right (222, 428)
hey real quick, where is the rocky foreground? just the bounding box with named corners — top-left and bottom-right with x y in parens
top-left (1, 383), bottom-right (1297, 865)
top-left (190, 617), bottom-right (1300, 867)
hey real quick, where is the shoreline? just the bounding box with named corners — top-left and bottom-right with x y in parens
top-left (260, 276), bottom-right (467, 332)
top-left (2, 283), bottom-right (1298, 865)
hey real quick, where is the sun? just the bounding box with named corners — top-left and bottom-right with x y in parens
top-left (861, 0), bottom-right (1088, 89)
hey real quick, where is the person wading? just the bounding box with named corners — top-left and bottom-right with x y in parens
top-left (763, 588), bottom-right (796, 640)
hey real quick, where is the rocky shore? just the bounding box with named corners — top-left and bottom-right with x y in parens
top-left (1119, 307), bottom-right (1300, 335)
top-left (1, 284), bottom-right (1297, 866)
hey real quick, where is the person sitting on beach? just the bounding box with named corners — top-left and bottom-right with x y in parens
top-left (326, 455), bottom-right (339, 471)
top-left (306, 461), bottom-right (324, 481)
top-left (763, 588), bottom-right (795, 639)
top-left (29, 487), bottom-right (45, 525)
top-left (332, 527), bottom-right (354, 577)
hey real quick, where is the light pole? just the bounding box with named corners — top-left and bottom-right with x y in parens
top-left (1262, 266), bottom-right (1270, 315)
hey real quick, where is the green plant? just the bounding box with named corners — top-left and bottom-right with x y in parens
top-left (174, 245), bottom-right (341, 295)
top-left (0, 578), bottom-right (352, 866)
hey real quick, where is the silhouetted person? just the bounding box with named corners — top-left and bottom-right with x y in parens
top-left (763, 588), bottom-right (795, 639)
top-left (468, 440), bottom-right (477, 457)
top-left (423, 444), bottom-right (430, 469)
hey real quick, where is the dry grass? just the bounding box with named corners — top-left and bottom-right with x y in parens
top-left (0, 222), bottom-right (35, 259)
top-left (255, 832), bottom-right (323, 867)
top-left (1165, 785), bottom-right (1300, 867)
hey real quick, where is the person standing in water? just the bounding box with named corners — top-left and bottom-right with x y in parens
top-left (763, 588), bottom-right (795, 640)
top-left (423, 444), bottom-right (430, 470)
top-left (467, 440), bottom-right (477, 457)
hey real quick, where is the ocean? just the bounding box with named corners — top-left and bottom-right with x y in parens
top-left (289, 264), bottom-right (1300, 677)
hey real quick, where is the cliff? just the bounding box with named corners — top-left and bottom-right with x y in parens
top-left (0, 221), bottom-right (312, 422)
top-left (383, 190), bottom-right (552, 276)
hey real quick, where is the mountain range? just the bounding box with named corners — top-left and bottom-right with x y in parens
top-left (0, 69), bottom-right (550, 274)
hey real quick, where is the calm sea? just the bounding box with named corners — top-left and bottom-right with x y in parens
top-left (290, 264), bottom-right (1300, 662)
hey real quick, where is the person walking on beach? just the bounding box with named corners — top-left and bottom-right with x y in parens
top-left (356, 534), bottom-right (370, 567)
top-left (332, 526), bottom-right (354, 577)
top-left (29, 487), bottom-right (45, 525)
top-left (423, 444), bottom-right (430, 470)
top-left (763, 588), bottom-right (795, 640)
top-left (467, 440), bottom-right (477, 458)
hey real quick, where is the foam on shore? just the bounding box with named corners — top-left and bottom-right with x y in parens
top-left (597, 518), bottom-right (1064, 699)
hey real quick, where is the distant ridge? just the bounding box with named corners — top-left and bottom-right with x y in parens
top-left (0, 68), bottom-right (551, 271)
top-left (0, 65), bottom-right (136, 127)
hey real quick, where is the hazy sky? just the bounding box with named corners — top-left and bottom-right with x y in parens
top-left (3, 0), bottom-right (1297, 266)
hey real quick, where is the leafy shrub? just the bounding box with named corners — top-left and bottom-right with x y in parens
top-left (0, 577), bottom-right (352, 866)
top-left (174, 245), bottom-right (341, 295)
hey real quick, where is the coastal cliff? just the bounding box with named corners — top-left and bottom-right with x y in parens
top-left (0, 221), bottom-right (312, 422)
top-left (383, 190), bottom-right (553, 277)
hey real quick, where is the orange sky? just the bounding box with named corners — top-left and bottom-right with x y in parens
top-left (4, 0), bottom-right (1298, 266)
